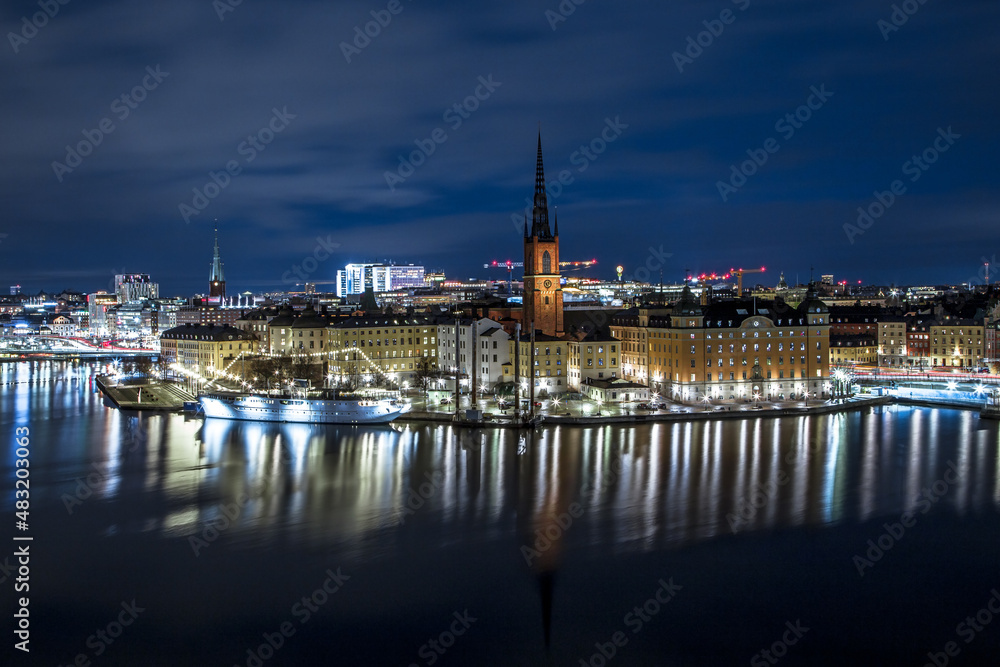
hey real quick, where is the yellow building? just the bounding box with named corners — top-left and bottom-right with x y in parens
top-left (326, 314), bottom-right (438, 385)
top-left (160, 324), bottom-right (258, 372)
top-left (877, 318), bottom-right (907, 367)
top-left (620, 286), bottom-right (830, 401)
top-left (830, 334), bottom-right (878, 366)
top-left (267, 305), bottom-right (330, 356)
top-left (503, 332), bottom-right (569, 395)
top-left (567, 333), bottom-right (620, 390)
top-left (929, 321), bottom-right (984, 369)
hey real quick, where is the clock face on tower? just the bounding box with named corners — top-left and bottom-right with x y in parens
top-left (543, 279), bottom-right (552, 288)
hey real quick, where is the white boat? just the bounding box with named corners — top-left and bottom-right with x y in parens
top-left (199, 391), bottom-right (410, 424)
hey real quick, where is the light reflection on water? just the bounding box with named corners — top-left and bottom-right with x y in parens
top-left (4, 361), bottom-right (1000, 562)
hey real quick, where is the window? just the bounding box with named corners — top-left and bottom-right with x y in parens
top-left (542, 251), bottom-right (552, 273)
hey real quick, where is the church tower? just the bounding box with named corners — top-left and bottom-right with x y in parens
top-left (523, 133), bottom-right (563, 336)
top-left (209, 224), bottom-right (226, 299)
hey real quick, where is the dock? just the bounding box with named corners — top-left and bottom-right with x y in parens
top-left (95, 376), bottom-right (196, 412)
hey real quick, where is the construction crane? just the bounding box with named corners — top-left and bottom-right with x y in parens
top-left (730, 267), bottom-right (766, 295)
top-left (484, 259), bottom-right (598, 294)
top-left (685, 267), bottom-right (765, 294)
top-left (484, 260), bottom-right (524, 295)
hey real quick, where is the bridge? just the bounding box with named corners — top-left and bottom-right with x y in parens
top-left (0, 335), bottom-right (156, 359)
top-left (849, 368), bottom-right (998, 410)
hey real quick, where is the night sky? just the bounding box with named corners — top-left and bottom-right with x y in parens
top-left (2, 0), bottom-right (998, 296)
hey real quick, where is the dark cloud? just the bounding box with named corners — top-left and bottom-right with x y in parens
top-left (1, 0), bottom-right (998, 294)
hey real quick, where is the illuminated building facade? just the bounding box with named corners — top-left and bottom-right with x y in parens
top-left (521, 134), bottom-right (563, 337)
top-left (615, 285), bottom-right (831, 400)
top-left (160, 323), bottom-right (257, 370)
top-left (335, 263), bottom-right (425, 297)
top-left (114, 274), bottom-right (159, 304)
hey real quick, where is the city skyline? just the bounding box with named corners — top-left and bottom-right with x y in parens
top-left (2, 0), bottom-right (998, 295)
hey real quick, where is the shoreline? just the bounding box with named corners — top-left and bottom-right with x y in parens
top-left (401, 395), bottom-right (897, 427)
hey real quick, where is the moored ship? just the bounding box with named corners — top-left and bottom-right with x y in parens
top-left (199, 390), bottom-right (410, 424)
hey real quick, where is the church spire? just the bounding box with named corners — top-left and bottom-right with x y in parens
top-left (531, 132), bottom-right (552, 239)
top-left (209, 222), bottom-right (226, 299)
top-left (554, 206), bottom-right (558, 236)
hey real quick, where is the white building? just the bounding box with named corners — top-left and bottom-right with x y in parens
top-left (437, 318), bottom-right (509, 390)
top-left (88, 292), bottom-right (118, 336)
top-left (336, 263), bottom-right (425, 297)
top-left (49, 314), bottom-right (76, 337)
top-left (115, 274), bottom-right (159, 304)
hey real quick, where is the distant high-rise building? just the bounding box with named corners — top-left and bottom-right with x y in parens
top-left (821, 274), bottom-right (834, 286)
top-left (209, 224), bottom-right (226, 299)
top-left (335, 262), bottom-right (425, 297)
top-left (114, 274), bottom-right (159, 304)
top-left (10, 285), bottom-right (21, 295)
top-left (87, 292), bottom-right (118, 336)
top-left (522, 132), bottom-right (563, 337)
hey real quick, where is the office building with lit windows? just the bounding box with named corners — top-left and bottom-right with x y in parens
top-left (335, 263), bottom-right (425, 297)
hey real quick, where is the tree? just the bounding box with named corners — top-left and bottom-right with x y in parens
top-left (413, 356), bottom-right (435, 397)
top-left (132, 356), bottom-right (153, 377)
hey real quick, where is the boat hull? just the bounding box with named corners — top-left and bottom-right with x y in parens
top-left (199, 393), bottom-right (409, 424)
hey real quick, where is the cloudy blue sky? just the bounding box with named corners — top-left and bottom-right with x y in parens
top-left (1, 0), bottom-right (997, 295)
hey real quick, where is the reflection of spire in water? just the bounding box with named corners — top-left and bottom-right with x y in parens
top-left (170, 409), bottom-right (997, 564)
